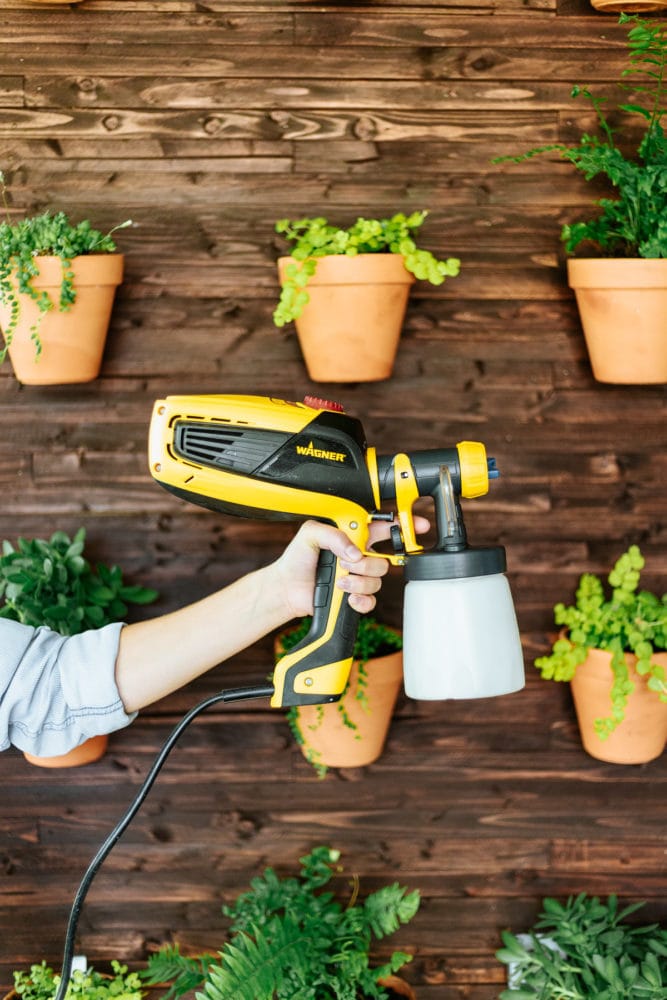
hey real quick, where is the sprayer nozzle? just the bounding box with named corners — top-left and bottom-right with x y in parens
top-left (487, 458), bottom-right (500, 479)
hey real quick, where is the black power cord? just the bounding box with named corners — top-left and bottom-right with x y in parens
top-left (53, 683), bottom-right (275, 1000)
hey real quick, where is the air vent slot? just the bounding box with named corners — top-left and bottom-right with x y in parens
top-left (173, 422), bottom-right (290, 474)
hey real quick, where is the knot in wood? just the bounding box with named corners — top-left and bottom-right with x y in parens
top-left (353, 115), bottom-right (377, 140)
top-left (77, 77), bottom-right (97, 94)
top-left (203, 115), bottom-right (223, 135)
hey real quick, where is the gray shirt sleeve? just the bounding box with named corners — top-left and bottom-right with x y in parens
top-left (0, 619), bottom-right (137, 756)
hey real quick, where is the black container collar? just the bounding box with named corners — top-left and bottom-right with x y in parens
top-left (404, 545), bottom-right (507, 581)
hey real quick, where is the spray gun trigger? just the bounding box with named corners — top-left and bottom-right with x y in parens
top-left (393, 453), bottom-right (424, 556)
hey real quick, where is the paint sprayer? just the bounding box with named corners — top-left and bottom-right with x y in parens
top-left (148, 393), bottom-right (525, 702)
top-left (52, 393), bottom-right (524, 998)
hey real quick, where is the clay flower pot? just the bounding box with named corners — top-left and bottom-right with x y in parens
top-left (378, 974), bottom-right (417, 999)
top-left (567, 258), bottom-right (667, 384)
top-left (23, 734), bottom-right (108, 768)
top-left (276, 628), bottom-right (404, 772)
top-left (0, 254), bottom-right (123, 385)
top-left (277, 253), bottom-right (415, 382)
top-left (570, 648), bottom-right (667, 764)
top-left (589, 0), bottom-right (667, 11)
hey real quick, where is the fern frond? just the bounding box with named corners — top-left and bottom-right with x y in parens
top-left (142, 945), bottom-right (216, 1000)
top-left (199, 915), bottom-right (316, 1000)
top-left (364, 886), bottom-right (421, 939)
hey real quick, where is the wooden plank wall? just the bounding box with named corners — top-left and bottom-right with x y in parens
top-left (1, 1), bottom-right (666, 998)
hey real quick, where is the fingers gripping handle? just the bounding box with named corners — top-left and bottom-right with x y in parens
top-left (271, 549), bottom-right (360, 708)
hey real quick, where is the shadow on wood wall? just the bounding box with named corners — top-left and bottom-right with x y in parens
top-left (1, 1), bottom-right (666, 997)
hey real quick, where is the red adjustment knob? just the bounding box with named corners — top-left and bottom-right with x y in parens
top-left (303, 395), bottom-right (345, 412)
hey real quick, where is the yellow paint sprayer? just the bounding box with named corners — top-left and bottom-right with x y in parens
top-left (149, 393), bottom-right (525, 706)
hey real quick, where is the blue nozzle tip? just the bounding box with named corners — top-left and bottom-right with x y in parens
top-left (487, 457), bottom-right (500, 479)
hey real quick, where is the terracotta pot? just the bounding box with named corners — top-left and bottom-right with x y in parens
top-left (589, 0), bottom-right (667, 10)
top-left (570, 648), bottom-right (667, 764)
top-left (277, 254), bottom-right (415, 382)
top-left (277, 629), bottom-right (403, 770)
top-left (0, 254), bottom-right (123, 385)
top-left (377, 974), bottom-right (417, 999)
top-left (23, 734), bottom-right (108, 768)
top-left (567, 258), bottom-right (667, 384)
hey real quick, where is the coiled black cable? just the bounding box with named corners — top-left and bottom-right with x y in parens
top-left (53, 684), bottom-right (274, 1000)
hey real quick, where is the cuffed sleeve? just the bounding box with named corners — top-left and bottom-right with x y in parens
top-left (0, 619), bottom-right (136, 756)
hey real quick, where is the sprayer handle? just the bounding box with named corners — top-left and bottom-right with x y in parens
top-left (271, 548), bottom-right (360, 708)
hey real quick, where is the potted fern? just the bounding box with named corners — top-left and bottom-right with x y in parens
top-left (273, 211), bottom-right (460, 382)
top-left (493, 15), bottom-right (667, 384)
top-left (0, 173), bottom-right (130, 384)
top-left (535, 544), bottom-right (667, 764)
top-left (496, 893), bottom-right (667, 999)
top-left (275, 615), bottom-right (404, 777)
top-left (143, 845), bottom-right (420, 1000)
top-left (0, 527), bottom-right (158, 767)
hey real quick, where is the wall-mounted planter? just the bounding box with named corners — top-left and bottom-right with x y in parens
top-left (0, 254), bottom-right (123, 385)
top-left (378, 975), bottom-right (417, 999)
top-left (589, 0), bottom-right (667, 11)
top-left (292, 649), bottom-right (404, 770)
top-left (567, 258), bottom-right (667, 384)
top-left (23, 734), bottom-right (108, 768)
top-left (276, 625), bottom-right (404, 774)
top-left (277, 253), bottom-right (415, 382)
top-left (570, 648), bottom-right (667, 764)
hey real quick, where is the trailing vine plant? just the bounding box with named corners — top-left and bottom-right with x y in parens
top-left (535, 545), bottom-right (667, 739)
top-left (0, 170), bottom-right (131, 360)
top-left (273, 211), bottom-right (460, 326)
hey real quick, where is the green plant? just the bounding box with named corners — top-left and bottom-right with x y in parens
top-left (277, 615), bottom-right (403, 776)
top-left (143, 845), bottom-right (420, 1000)
top-left (0, 170), bottom-right (131, 361)
top-left (493, 15), bottom-right (667, 258)
top-left (273, 211), bottom-right (460, 326)
top-left (496, 893), bottom-right (667, 999)
top-left (13, 960), bottom-right (144, 1000)
top-left (535, 544), bottom-right (667, 739)
top-left (0, 527), bottom-right (158, 636)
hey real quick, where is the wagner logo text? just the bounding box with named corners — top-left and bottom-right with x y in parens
top-left (296, 441), bottom-right (347, 463)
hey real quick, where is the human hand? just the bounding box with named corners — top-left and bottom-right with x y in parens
top-left (272, 516), bottom-right (430, 620)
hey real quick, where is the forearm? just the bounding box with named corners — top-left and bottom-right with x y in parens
top-left (113, 518), bottom-right (399, 715)
top-left (114, 564), bottom-right (285, 713)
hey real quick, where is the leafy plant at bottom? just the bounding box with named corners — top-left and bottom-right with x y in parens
top-left (277, 615), bottom-right (403, 776)
top-left (273, 211), bottom-right (460, 326)
top-left (534, 544), bottom-right (667, 739)
top-left (143, 845), bottom-right (420, 1000)
top-left (13, 960), bottom-right (144, 1000)
top-left (492, 15), bottom-right (667, 259)
top-left (0, 527), bottom-right (158, 636)
top-left (0, 170), bottom-right (131, 360)
top-left (496, 893), bottom-right (667, 999)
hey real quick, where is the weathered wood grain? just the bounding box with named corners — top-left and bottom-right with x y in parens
top-left (1, 1), bottom-right (666, 995)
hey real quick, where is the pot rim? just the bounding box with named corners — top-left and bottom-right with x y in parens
top-left (567, 257), bottom-right (667, 289)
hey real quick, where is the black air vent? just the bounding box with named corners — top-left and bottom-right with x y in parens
top-left (173, 422), bottom-right (290, 474)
